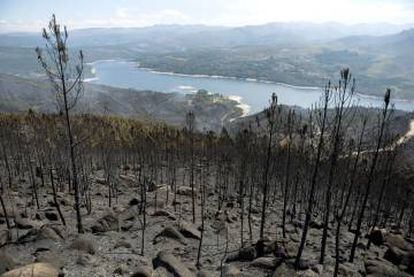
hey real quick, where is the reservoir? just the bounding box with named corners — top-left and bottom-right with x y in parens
top-left (90, 60), bottom-right (414, 115)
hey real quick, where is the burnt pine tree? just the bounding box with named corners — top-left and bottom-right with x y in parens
top-left (36, 15), bottom-right (84, 233)
top-left (349, 89), bottom-right (392, 262)
top-left (295, 84), bottom-right (331, 268)
top-left (186, 110), bottom-right (196, 223)
top-left (259, 93), bottom-right (278, 240)
top-left (320, 68), bottom-right (355, 264)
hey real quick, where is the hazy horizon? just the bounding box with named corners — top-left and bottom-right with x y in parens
top-left (2, 0), bottom-right (414, 33)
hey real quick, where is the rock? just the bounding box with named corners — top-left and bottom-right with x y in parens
top-left (114, 239), bottom-right (132, 249)
top-left (1, 263), bottom-right (58, 277)
top-left (367, 228), bottom-right (386, 246)
top-left (129, 198), bottom-right (140, 206)
top-left (179, 222), bottom-right (201, 240)
top-left (34, 250), bottom-right (64, 270)
top-left (152, 250), bottom-right (194, 277)
top-left (222, 265), bottom-right (241, 277)
top-left (311, 264), bottom-right (323, 275)
top-left (0, 252), bottom-right (18, 274)
top-left (119, 206), bottom-right (138, 222)
top-left (196, 271), bottom-right (211, 277)
top-left (131, 266), bottom-right (153, 277)
top-left (154, 226), bottom-right (187, 245)
top-left (14, 217), bottom-right (36, 229)
top-left (272, 263), bottom-right (296, 277)
top-left (69, 236), bottom-right (96, 254)
top-left (177, 186), bottom-right (196, 196)
top-left (0, 230), bottom-right (10, 247)
top-left (91, 212), bottom-right (119, 233)
top-left (255, 238), bottom-right (277, 257)
top-left (384, 246), bottom-right (406, 265)
top-left (152, 209), bottom-right (177, 220)
top-left (119, 174), bottom-right (134, 182)
top-left (386, 234), bottom-right (412, 251)
top-left (95, 177), bottom-right (106, 185)
top-left (17, 226), bottom-right (62, 243)
top-left (288, 258), bottom-right (315, 271)
top-left (275, 245), bottom-right (287, 259)
top-left (298, 269), bottom-right (318, 277)
top-left (76, 254), bottom-right (94, 266)
top-left (309, 220), bottom-right (323, 230)
top-left (147, 199), bottom-right (165, 209)
top-left (44, 212), bottom-right (58, 221)
top-left (250, 257), bottom-right (281, 269)
top-left (226, 246), bottom-right (256, 262)
top-left (365, 258), bottom-right (412, 277)
top-left (153, 267), bottom-right (169, 277)
top-left (401, 250), bottom-right (414, 275)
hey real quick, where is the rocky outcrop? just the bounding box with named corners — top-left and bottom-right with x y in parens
top-left (178, 222), bottom-right (201, 240)
top-left (0, 263), bottom-right (59, 277)
top-left (221, 265), bottom-right (241, 277)
top-left (0, 230), bottom-right (10, 247)
top-left (154, 226), bottom-right (187, 245)
top-left (152, 209), bottom-right (177, 221)
top-left (0, 252), bottom-right (17, 274)
top-left (365, 258), bottom-right (412, 277)
top-left (90, 212), bottom-right (119, 233)
top-left (152, 250), bottom-right (195, 277)
top-left (226, 246), bottom-right (257, 262)
top-left (250, 257), bottom-right (281, 269)
top-left (131, 266), bottom-right (153, 277)
top-left (367, 228), bottom-right (386, 246)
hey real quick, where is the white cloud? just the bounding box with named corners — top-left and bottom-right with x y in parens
top-left (1, 0), bottom-right (413, 33)
top-left (0, 8), bottom-right (191, 32)
top-left (211, 0), bottom-right (413, 25)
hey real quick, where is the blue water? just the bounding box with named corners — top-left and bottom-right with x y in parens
top-left (90, 60), bottom-right (414, 115)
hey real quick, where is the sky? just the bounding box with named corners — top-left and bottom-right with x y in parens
top-left (1, 0), bottom-right (414, 32)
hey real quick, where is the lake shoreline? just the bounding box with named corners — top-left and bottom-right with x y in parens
top-left (135, 63), bottom-right (414, 108)
top-left (87, 60), bottom-right (414, 112)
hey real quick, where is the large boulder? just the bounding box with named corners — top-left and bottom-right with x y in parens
top-left (272, 263), bottom-right (296, 277)
top-left (69, 236), bottom-right (96, 254)
top-left (179, 222), bottom-right (201, 240)
top-left (221, 265), bottom-right (241, 277)
top-left (154, 226), bottom-right (187, 245)
top-left (17, 226), bottom-right (62, 244)
top-left (152, 209), bottom-right (177, 221)
top-left (131, 266), bottom-right (153, 277)
top-left (367, 228), bottom-right (386, 246)
top-left (91, 212), bottom-right (119, 233)
top-left (365, 258), bottom-right (412, 277)
top-left (177, 186), bottom-right (196, 196)
top-left (255, 238), bottom-right (277, 257)
top-left (1, 263), bottom-right (58, 277)
top-left (14, 217), bottom-right (37, 229)
top-left (0, 230), bottom-right (10, 247)
top-left (385, 234), bottom-right (412, 251)
top-left (152, 250), bottom-right (195, 277)
top-left (250, 257), bottom-right (281, 269)
top-left (401, 250), bottom-right (414, 275)
top-left (384, 246), bottom-right (406, 265)
top-left (0, 252), bottom-right (18, 274)
top-left (226, 246), bottom-right (256, 262)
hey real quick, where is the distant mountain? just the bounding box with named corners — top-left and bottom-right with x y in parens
top-left (0, 22), bottom-right (412, 50)
top-left (2, 22), bottom-right (414, 101)
top-left (335, 28), bottom-right (414, 54)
